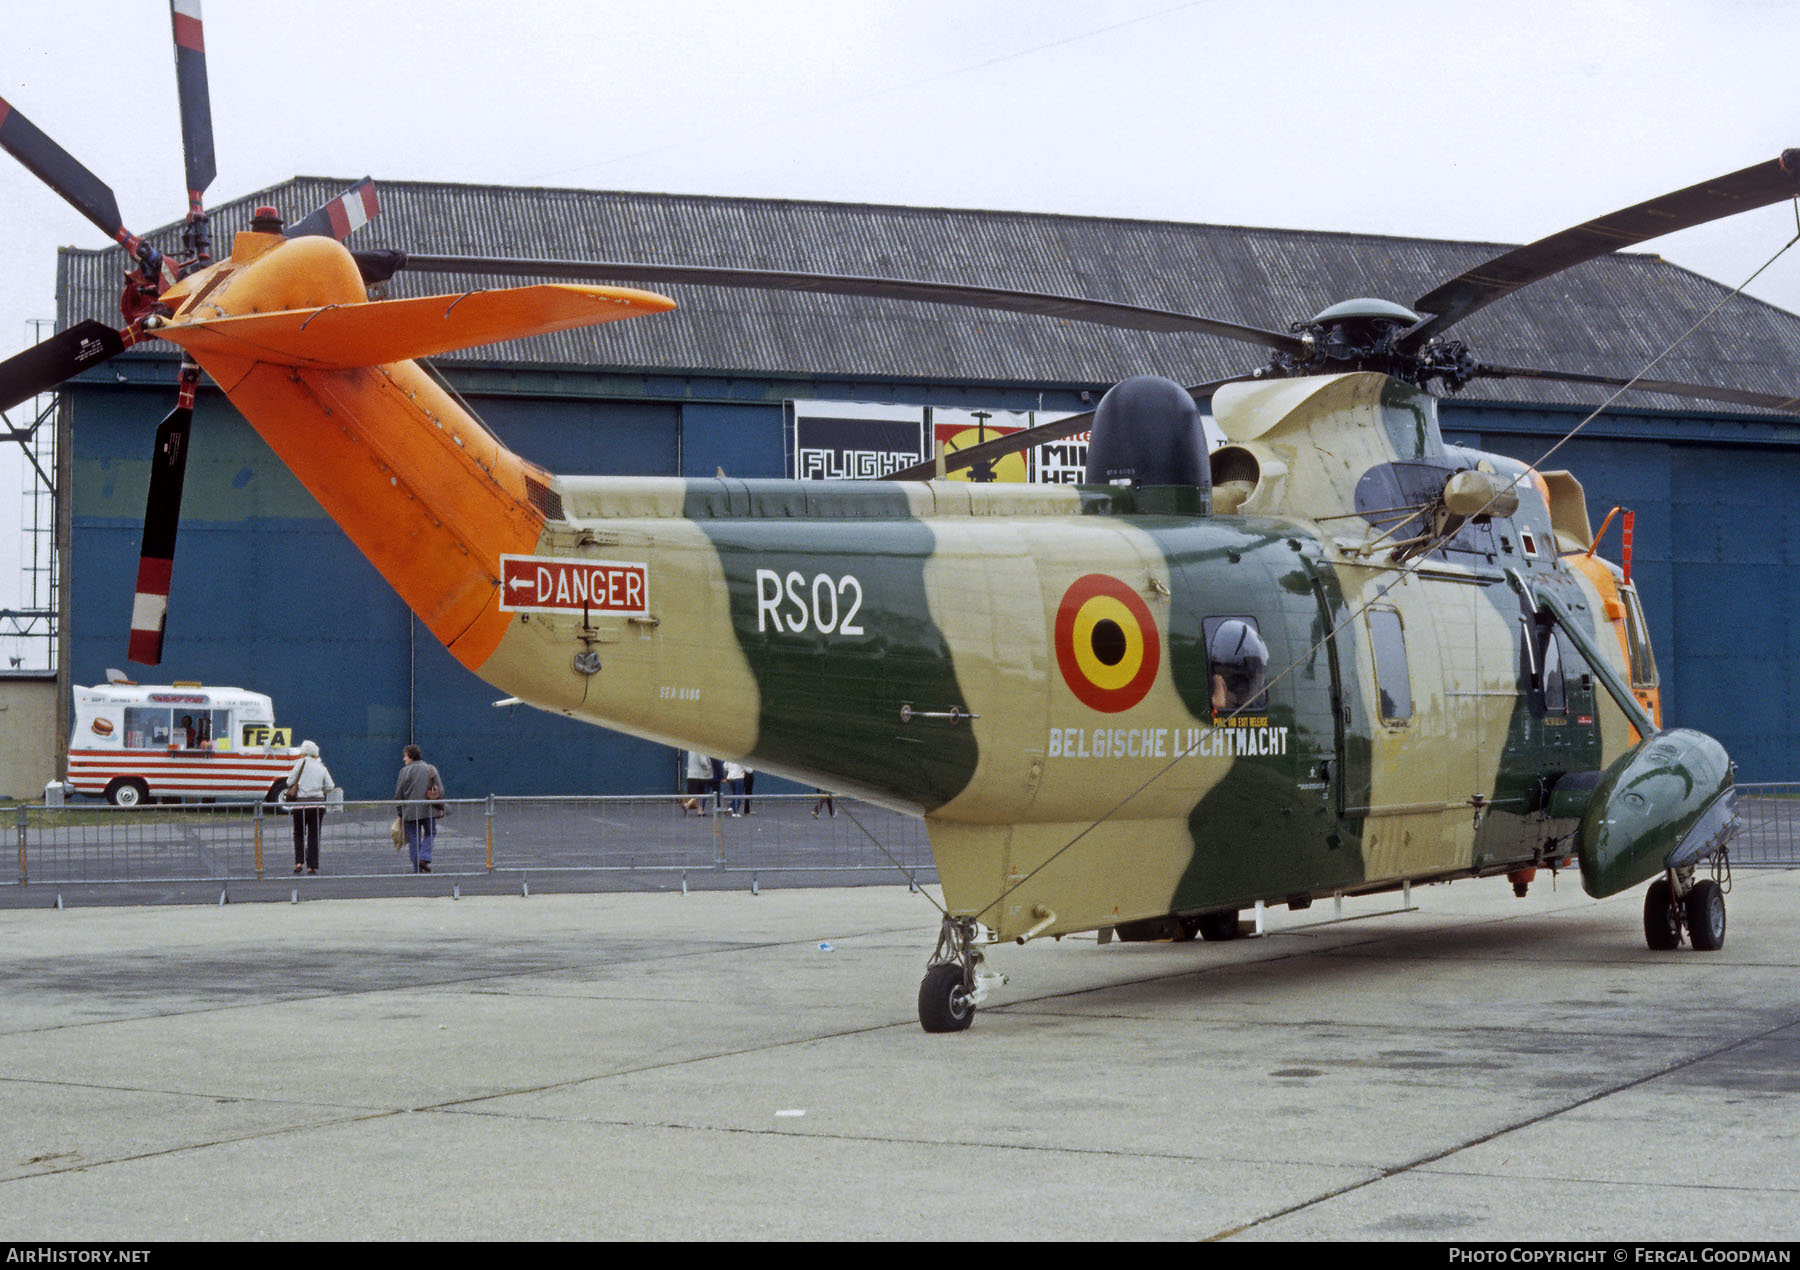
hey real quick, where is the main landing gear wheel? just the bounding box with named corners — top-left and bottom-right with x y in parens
top-left (1643, 878), bottom-right (1682, 951)
top-left (1686, 878), bottom-right (1727, 951)
top-left (919, 915), bottom-right (990, 1033)
top-left (1196, 909), bottom-right (1242, 942)
top-left (1643, 867), bottom-right (1729, 952)
top-left (919, 962), bottom-right (975, 1033)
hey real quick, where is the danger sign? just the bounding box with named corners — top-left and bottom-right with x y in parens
top-left (499, 555), bottom-right (649, 615)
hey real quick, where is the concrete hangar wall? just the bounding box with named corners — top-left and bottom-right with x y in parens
top-left (56, 178), bottom-right (1800, 795)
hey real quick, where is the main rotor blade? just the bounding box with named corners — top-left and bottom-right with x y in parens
top-left (0, 321), bottom-right (129, 413)
top-left (286, 177), bottom-right (381, 241)
top-left (0, 96), bottom-right (132, 245)
top-left (883, 376), bottom-right (1254, 481)
top-left (396, 254), bottom-right (1306, 352)
top-left (169, 0), bottom-right (216, 199)
top-left (1407, 149), bottom-right (1800, 347)
top-left (128, 399), bottom-right (194, 666)
top-left (1473, 363), bottom-right (1800, 415)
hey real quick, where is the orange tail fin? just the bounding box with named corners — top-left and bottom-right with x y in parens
top-left (159, 283), bottom-right (673, 369)
top-left (150, 232), bottom-right (674, 669)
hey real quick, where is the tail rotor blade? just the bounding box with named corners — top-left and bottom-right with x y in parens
top-left (128, 386), bottom-right (197, 666)
top-left (169, 0), bottom-right (217, 200)
top-left (285, 177), bottom-right (381, 241)
top-left (0, 96), bottom-right (132, 246)
top-left (0, 321), bottom-right (130, 413)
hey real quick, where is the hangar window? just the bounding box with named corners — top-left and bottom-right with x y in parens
top-left (1368, 608), bottom-right (1412, 723)
top-left (1203, 615), bottom-right (1269, 715)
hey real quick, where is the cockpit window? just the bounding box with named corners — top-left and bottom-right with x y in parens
top-left (1353, 461), bottom-right (1498, 561)
top-left (1621, 586), bottom-right (1658, 688)
top-left (1203, 616), bottom-right (1269, 715)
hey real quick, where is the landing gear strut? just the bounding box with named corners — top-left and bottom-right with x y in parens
top-left (1643, 854), bottom-right (1730, 952)
top-left (918, 915), bottom-right (1003, 1033)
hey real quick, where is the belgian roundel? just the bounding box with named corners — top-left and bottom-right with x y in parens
top-left (1054, 574), bottom-right (1161, 713)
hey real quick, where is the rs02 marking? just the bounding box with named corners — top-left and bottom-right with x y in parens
top-left (755, 569), bottom-right (865, 635)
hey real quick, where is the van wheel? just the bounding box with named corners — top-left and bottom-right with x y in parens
top-left (265, 779), bottom-right (288, 805)
top-left (105, 778), bottom-right (149, 808)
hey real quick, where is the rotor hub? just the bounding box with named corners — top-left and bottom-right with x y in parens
top-left (1270, 297), bottom-right (1478, 392)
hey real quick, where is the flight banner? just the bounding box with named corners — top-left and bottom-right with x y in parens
top-left (788, 400), bottom-right (1218, 484)
top-left (790, 401), bottom-right (1048, 482)
top-left (791, 407), bottom-right (926, 480)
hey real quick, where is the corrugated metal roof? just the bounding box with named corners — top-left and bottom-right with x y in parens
top-left (54, 176), bottom-right (1800, 416)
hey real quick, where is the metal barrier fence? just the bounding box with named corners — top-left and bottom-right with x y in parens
top-left (1729, 784), bottom-right (1800, 867)
top-left (8, 792), bottom-right (935, 889)
top-left (9, 783), bottom-right (1797, 893)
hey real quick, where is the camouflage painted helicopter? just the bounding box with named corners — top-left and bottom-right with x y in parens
top-left (5, 5), bottom-right (1795, 1031)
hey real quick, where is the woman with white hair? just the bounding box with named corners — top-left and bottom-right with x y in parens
top-left (284, 740), bottom-right (337, 874)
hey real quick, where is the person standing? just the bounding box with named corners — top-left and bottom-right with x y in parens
top-left (724, 759), bottom-right (747, 817)
top-left (681, 750), bottom-right (712, 814)
top-left (394, 744), bottom-right (443, 873)
top-left (285, 740), bottom-right (336, 874)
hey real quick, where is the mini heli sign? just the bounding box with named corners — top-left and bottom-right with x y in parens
top-left (499, 555), bottom-right (649, 616)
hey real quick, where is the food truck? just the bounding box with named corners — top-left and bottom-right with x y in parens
top-left (66, 683), bottom-right (299, 805)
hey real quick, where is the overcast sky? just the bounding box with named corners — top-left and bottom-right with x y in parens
top-left (5, 0), bottom-right (1799, 667)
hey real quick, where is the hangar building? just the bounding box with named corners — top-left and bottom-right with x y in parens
top-left (43, 177), bottom-right (1800, 798)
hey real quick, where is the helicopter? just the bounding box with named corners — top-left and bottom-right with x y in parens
top-left (3, 6), bottom-right (1794, 1032)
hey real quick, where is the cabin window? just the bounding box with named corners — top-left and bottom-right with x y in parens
top-left (1203, 615), bottom-right (1269, 715)
top-left (1519, 620), bottom-right (1568, 714)
top-left (191, 709), bottom-right (229, 749)
top-left (1620, 586), bottom-right (1659, 688)
top-left (163, 709), bottom-right (229, 749)
top-left (1540, 629), bottom-right (1567, 714)
top-left (1367, 608), bottom-right (1412, 723)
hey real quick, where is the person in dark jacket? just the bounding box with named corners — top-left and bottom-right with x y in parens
top-left (394, 744), bottom-right (443, 873)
